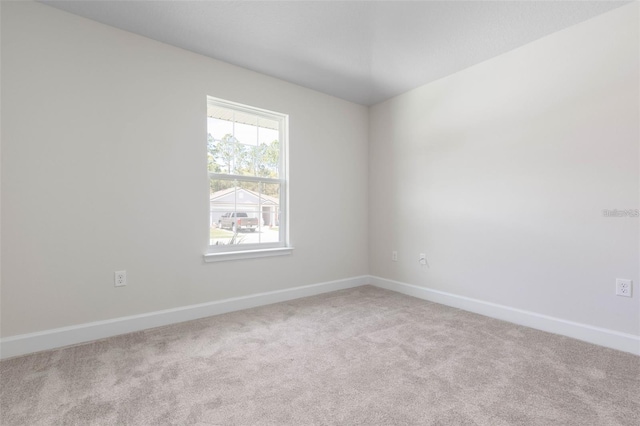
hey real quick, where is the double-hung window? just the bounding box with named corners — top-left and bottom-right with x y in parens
top-left (205, 97), bottom-right (290, 261)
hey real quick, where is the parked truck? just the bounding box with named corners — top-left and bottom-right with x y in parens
top-left (218, 212), bottom-right (258, 232)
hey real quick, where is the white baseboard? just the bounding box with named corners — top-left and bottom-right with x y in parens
top-left (0, 275), bottom-right (369, 360)
top-left (370, 276), bottom-right (640, 356)
top-left (3, 275), bottom-right (638, 359)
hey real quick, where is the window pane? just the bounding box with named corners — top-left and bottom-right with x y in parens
top-left (259, 183), bottom-right (281, 244)
top-left (210, 179), bottom-right (237, 246)
top-left (207, 117), bottom-right (233, 141)
top-left (258, 117), bottom-right (279, 179)
top-left (255, 139), bottom-right (279, 179)
top-left (234, 121), bottom-right (258, 146)
top-left (210, 180), bottom-right (281, 246)
top-left (234, 143), bottom-right (256, 177)
top-left (208, 113), bottom-right (280, 178)
top-left (207, 134), bottom-right (238, 174)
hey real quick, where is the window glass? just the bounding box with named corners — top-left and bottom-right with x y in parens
top-left (207, 97), bottom-right (288, 252)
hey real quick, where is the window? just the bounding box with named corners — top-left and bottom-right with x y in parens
top-left (205, 97), bottom-right (290, 261)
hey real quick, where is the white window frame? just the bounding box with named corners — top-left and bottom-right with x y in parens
top-left (204, 97), bottom-right (292, 262)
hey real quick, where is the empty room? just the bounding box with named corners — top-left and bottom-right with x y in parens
top-left (1, 0), bottom-right (638, 425)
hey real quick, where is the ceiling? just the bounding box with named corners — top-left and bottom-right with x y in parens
top-left (41, 1), bottom-right (628, 106)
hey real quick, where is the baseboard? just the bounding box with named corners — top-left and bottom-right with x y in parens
top-left (0, 275), bottom-right (370, 359)
top-left (4, 275), bottom-right (638, 359)
top-left (370, 276), bottom-right (640, 356)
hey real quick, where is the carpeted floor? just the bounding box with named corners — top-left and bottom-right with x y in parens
top-left (1, 285), bottom-right (638, 425)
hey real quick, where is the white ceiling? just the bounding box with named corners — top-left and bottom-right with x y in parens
top-left (41, 0), bottom-right (628, 106)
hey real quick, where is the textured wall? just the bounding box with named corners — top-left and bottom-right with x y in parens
top-left (0, 1), bottom-right (369, 337)
top-left (369, 3), bottom-right (639, 335)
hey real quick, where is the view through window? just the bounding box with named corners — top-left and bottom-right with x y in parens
top-left (207, 97), bottom-right (287, 251)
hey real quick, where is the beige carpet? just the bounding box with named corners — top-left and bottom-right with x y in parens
top-left (1, 285), bottom-right (638, 425)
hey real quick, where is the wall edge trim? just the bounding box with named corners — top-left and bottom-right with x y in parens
top-left (370, 275), bottom-right (640, 356)
top-left (0, 275), bottom-right (370, 359)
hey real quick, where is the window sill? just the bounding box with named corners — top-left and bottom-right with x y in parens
top-left (203, 247), bottom-right (294, 263)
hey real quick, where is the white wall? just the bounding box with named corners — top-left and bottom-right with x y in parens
top-left (0, 2), bottom-right (369, 337)
top-left (369, 3), bottom-right (639, 336)
top-left (2, 1), bottom-right (638, 346)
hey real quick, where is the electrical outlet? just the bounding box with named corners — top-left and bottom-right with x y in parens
top-left (392, 251), bottom-right (398, 261)
top-left (419, 253), bottom-right (427, 265)
top-left (114, 270), bottom-right (127, 287)
top-left (616, 279), bottom-right (632, 297)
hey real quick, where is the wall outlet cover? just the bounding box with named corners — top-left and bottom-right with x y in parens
top-left (115, 271), bottom-right (127, 287)
top-left (615, 279), bottom-right (632, 297)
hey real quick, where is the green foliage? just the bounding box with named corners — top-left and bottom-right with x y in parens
top-left (208, 134), bottom-right (241, 174)
top-left (253, 139), bottom-right (279, 178)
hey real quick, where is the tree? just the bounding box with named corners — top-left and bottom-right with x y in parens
top-left (256, 140), bottom-right (279, 179)
top-left (208, 133), bottom-right (242, 174)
